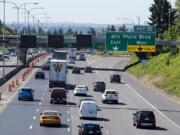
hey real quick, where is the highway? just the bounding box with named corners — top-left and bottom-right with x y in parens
top-left (0, 55), bottom-right (180, 135)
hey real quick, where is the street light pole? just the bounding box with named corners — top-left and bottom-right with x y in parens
top-left (2, 0), bottom-right (6, 78)
top-left (26, 7), bottom-right (44, 33)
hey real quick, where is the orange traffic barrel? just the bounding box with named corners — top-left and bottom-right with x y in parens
top-left (7, 84), bottom-right (12, 91)
top-left (11, 81), bottom-right (15, 88)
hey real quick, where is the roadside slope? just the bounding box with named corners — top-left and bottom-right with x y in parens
top-left (128, 52), bottom-right (180, 98)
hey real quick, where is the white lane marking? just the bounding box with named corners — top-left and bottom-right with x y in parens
top-left (36, 109), bottom-right (39, 112)
top-left (67, 127), bottom-right (70, 132)
top-left (39, 102), bottom-right (42, 105)
top-left (126, 83), bottom-right (180, 129)
top-left (67, 118), bottom-right (70, 122)
top-left (67, 111), bottom-right (70, 114)
top-left (33, 116), bottom-right (36, 120)
top-left (29, 125), bottom-right (33, 130)
top-left (0, 66), bottom-right (39, 114)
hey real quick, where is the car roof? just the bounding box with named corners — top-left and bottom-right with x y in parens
top-left (21, 87), bottom-right (32, 90)
top-left (105, 89), bottom-right (117, 92)
top-left (81, 100), bottom-right (96, 104)
top-left (43, 110), bottom-right (58, 113)
top-left (81, 120), bottom-right (100, 125)
top-left (76, 85), bottom-right (87, 87)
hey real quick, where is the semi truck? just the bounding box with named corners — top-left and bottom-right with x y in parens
top-left (49, 59), bottom-right (67, 88)
top-left (52, 50), bottom-right (67, 60)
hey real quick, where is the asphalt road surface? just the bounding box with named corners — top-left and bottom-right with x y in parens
top-left (0, 55), bottom-right (180, 135)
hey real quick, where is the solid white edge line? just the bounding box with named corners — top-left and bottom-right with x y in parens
top-left (126, 83), bottom-right (180, 129)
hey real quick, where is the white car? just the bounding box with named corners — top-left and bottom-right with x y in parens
top-left (74, 85), bottom-right (88, 96)
top-left (68, 58), bottom-right (75, 64)
top-left (102, 89), bottom-right (118, 104)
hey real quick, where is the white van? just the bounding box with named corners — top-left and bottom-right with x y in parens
top-left (79, 101), bottom-right (98, 119)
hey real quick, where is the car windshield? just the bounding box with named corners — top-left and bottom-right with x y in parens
top-left (83, 124), bottom-right (100, 131)
top-left (21, 88), bottom-right (32, 92)
top-left (106, 91), bottom-right (117, 94)
top-left (44, 112), bottom-right (58, 116)
top-left (141, 111), bottom-right (154, 119)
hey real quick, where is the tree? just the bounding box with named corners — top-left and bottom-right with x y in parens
top-left (65, 28), bottom-right (74, 36)
top-left (106, 25), bottom-right (116, 31)
top-left (87, 27), bottom-right (96, 36)
top-left (118, 24), bottom-right (127, 32)
top-left (58, 28), bottom-right (63, 34)
top-left (175, 0), bottom-right (180, 22)
top-left (149, 0), bottom-right (177, 36)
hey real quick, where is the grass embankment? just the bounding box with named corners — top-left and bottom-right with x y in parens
top-left (128, 52), bottom-right (180, 97)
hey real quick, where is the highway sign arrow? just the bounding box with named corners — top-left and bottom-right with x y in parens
top-left (112, 46), bottom-right (119, 51)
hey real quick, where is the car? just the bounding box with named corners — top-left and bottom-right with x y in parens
top-left (42, 63), bottom-right (50, 71)
top-left (79, 100), bottom-right (98, 119)
top-left (35, 71), bottom-right (45, 79)
top-left (102, 89), bottom-right (118, 104)
top-left (50, 88), bottom-right (67, 104)
top-left (79, 54), bottom-right (86, 61)
top-left (10, 52), bottom-right (16, 57)
top-left (78, 121), bottom-right (103, 135)
top-left (133, 110), bottom-right (156, 128)
top-left (68, 58), bottom-right (75, 64)
top-left (72, 67), bottom-right (81, 74)
top-left (74, 85), bottom-right (88, 96)
top-left (40, 110), bottom-right (61, 127)
top-left (110, 74), bottom-right (121, 83)
top-left (18, 87), bottom-right (34, 101)
top-left (4, 55), bottom-right (10, 59)
top-left (85, 66), bottom-right (92, 73)
top-left (93, 81), bottom-right (105, 92)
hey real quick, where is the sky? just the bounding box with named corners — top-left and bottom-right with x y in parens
top-left (0, 0), bottom-right (177, 25)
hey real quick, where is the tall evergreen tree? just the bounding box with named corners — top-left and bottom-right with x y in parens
top-left (87, 27), bottom-right (96, 36)
top-left (175, 0), bottom-right (180, 22)
top-left (58, 28), bottom-right (63, 34)
top-left (118, 24), bottom-right (127, 32)
top-left (149, 0), bottom-right (177, 36)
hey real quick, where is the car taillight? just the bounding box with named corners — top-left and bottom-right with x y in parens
top-left (54, 116), bottom-right (60, 120)
top-left (80, 128), bottom-right (84, 134)
top-left (42, 116), bottom-right (47, 119)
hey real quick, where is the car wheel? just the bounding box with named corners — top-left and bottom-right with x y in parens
top-left (40, 123), bottom-right (43, 126)
top-left (31, 98), bottom-right (34, 101)
top-left (115, 100), bottom-right (118, 104)
top-left (136, 123), bottom-right (140, 128)
top-left (152, 124), bottom-right (156, 129)
top-left (50, 100), bottom-right (53, 104)
top-left (102, 100), bottom-right (105, 104)
top-left (18, 97), bottom-right (21, 101)
top-left (133, 121), bottom-right (136, 126)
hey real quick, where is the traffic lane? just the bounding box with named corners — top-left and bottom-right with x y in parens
top-left (0, 56), bottom-right (18, 66)
top-left (0, 68), bottom-right (46, 135)
top-left (111, 58), bottom-right (180, 128)
top-left (28, 70), bottom-right (71, 135)
top-left (70, 58), bottom-right (178, 134)
top-left (87, 56), bottom-right (130, 69)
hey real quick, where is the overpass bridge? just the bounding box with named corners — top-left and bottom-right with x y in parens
top-left (0, 35), bottom-right (180, 48)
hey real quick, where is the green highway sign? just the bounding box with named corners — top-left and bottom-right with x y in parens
top-left (105, 32), bottom-right (156, 51)
top-left (134, 25), bottom-right (156, 33)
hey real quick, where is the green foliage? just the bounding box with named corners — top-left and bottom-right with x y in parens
top-left (175, 0), bottom-right (180, 22)
top-left (128, 52), bottom-right (180, 97)
top-left (107, 25), bottom-right (116, 31)
top-left (149, 0), bottom-right (177, 36)
top-left (118, 24), bottom-right (127, 32)
top-left (87, 27), bottom-right (96, 36)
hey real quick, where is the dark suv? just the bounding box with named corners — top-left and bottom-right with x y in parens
top-left (85, 66), bottom-right (92, 73)
top-left (133, 110), bottom-right (156, 128)
top-left (93, 81), bottom-right (105, 92)
top-left (35, 71), bottom-right (45, 79)
top-left (78, 122), bottom-right (103, 135)
top-left (110, 74), bottom-right (121, 83)
top-left (72, 67), bottom-right (81, 74)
